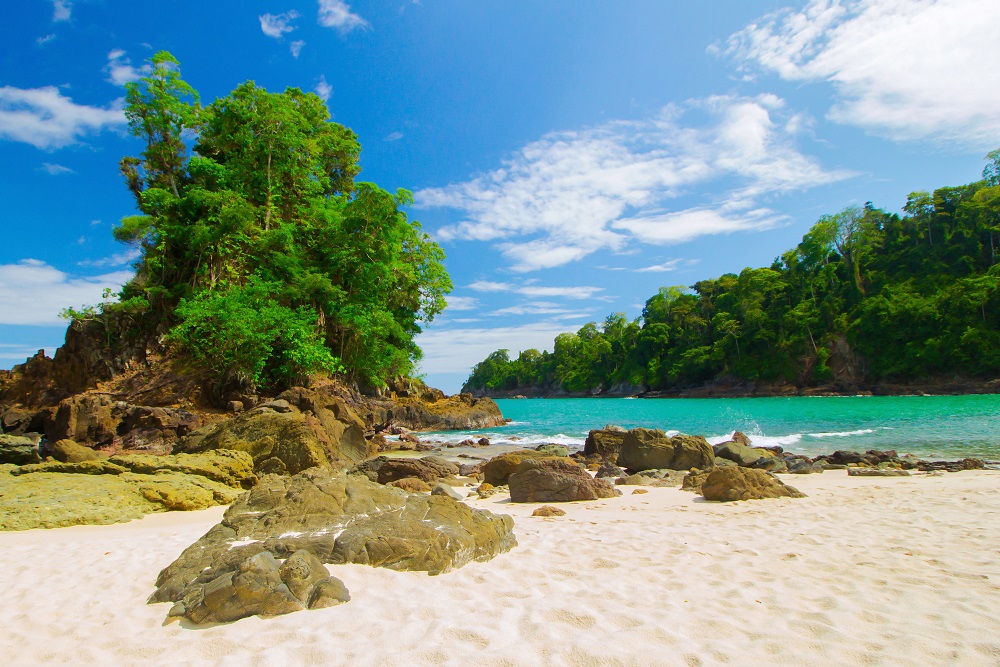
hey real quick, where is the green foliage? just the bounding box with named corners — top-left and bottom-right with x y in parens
top-left (166, 279), bottom-right (342, 391)
top-left (88, 51), bottom-right (452, 392)
top-left (464, 151), bottom-right (1000, 393)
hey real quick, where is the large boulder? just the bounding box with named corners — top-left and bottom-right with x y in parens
top-left (367, 456), bottom-right (460, 484)
top-left (170, 550), bottom-right (350, 625)
top-left (178, 407), bottom-right (372, 475)
top-left (150, 469), bottom-right (517, 609)
top-left (0, 449), bottom-right (254, 530)
top-left (46, 394), bottom-right (121, 446)
top-left (0, 434), bottom-right (40, 465)
top-left (583, 426), bottom-right (627, 461)
top-left (700, 467), bottom-right (806, 502)
top-left (616, 429), bottom-right (715, 472)
top-left (361, 388), bottom-right (506, 431)
top-left (481, 450), bottom-right (572, 486)
top-left (508, 458), bottom-right (621, 503)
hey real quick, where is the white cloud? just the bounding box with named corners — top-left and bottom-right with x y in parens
top-left (40, 162), bottom-right (73, 175)
top-left (417, 95), bottom-right (850, 271)
top-left (317, 0), bottom-right (369, 32)
top-left (467, 281), bottom-right (604, 300)
top-left (76, 248), bottom-right (141, 268)
top-left (37, 34), bottom-right (56, 46)
top-left (491, 302), bottom-right (595, 318)
top-left (260, 10), bottom-right (300, 39)
top-left (52, 0), bottom-right (71, 22)
top-left (290, 40), bottom-right (305, 58)
top-left (383, 131), bottom-right (404, 142)
top-left (726, 0), bottom-right (1000, 147)
top-left (314, 76), bottom-right (332, 102)
top-left (415, 321), bottom-right (584, 374)
top-left (445, 296), bottom-right (479, 311)
top-left (635, 259), bottom-right (683, 273)
top-left (0, 86), bottom-right (125, 149)
top-left (105, 50), bottom-right (143, 86)
top-left (0, 260), bottom-right (131, 325)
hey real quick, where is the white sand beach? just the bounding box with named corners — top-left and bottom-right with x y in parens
top-left (1, 470), bottom-right (999, 666)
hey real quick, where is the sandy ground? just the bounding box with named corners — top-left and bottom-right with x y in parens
top-left (1, 470), bottom-right (999, 666)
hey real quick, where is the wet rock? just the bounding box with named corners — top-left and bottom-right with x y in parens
top-left (701, 467), bottom-right (806, 502)
top-left (0, 434), bottom-right (41, 465)
top-left (583, 427), bottom-right (627, 462)
top-left (731, 431), bottom-right (753, 447)
top-left (617, 429), bottom-right (715, 472)
top-left (508, 458), bottom-right (620, 503)
top-left (714, 441), bottom-right (775, 467)
top-left (477, 437), bottom-right (490, 446)
top-left (531, 506), bottom-right (566, 517)
top-left (150, 469), bottom-right (516, 607)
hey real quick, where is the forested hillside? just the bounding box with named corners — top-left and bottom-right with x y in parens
top-left (464, 152), bottom-right (1000, 396)
top-left (67, 52), bottom-right (451, 394)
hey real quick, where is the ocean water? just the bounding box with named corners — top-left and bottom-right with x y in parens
top-left (422, 395), bottom-right (1000, 461)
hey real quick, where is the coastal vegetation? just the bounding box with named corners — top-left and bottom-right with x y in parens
top-left (64, 52), bottom-right (451, 393)
top-left (465, 152), bottom-right (1000, 394)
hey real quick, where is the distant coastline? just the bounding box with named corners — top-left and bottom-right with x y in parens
top-left (468, 376), bottom-right (1000, 400)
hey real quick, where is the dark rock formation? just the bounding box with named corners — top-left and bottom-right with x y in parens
top-left (616, 429), bottom-right (715, 472)
top-left (481, 450), bottom-right (571, 486)
top-left (701, 467), bottom-right (806, 502)
top-left (150, 468), bottom-right (516, 607)
top-left (507, 458), bottom-right (620, 503)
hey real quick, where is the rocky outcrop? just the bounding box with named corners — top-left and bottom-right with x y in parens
top-left (508, 458), bottom-right (620, 503)
top-left (150, 469), bottom-right (517, 610)
top-left (714, 441), bottom-right (776, 467)
top-left (168, 550), bottom-right (350, 625)
top-left (583, 426), bottom-right (626, 461)
top-left (348, 455), bottom-right (460, 485)
top-left (360, 382), bottom-right (505, 432)
top-left (616, 429), bottom-right (715, 472)
top-left (0, 434), bottom-right (41, 465)
top-left (178, 400), bottom-right (373, 475)
top-left (0, 450), bottom-right (254, 530)
top-left (700, 467), bottom-right (806, 502)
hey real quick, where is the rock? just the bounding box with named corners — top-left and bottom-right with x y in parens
top-left (179, 408), bottom-right (371, 475)
top-left (0, 434), bottom-right (40, 465)
top-left (360, 390), bottom-right (505, 431)
top-left (46, 394), bottom-right (121, 446)
top-left (307, 576), bottom-right (351, 610)
top-left (0, 451), bottom-right (253, 530)
top-left (918, 458), bottom-right (985, 472)
top-left (616, 473), bottom-right (653, 486)
top-left (595, 461), bottom-right (624, 479)
top-left (150, 469), bottom-right (517, 608)
top-left (749, 457), bottom-right (788, 473)
top-left (278, 549), bottom-right (331, 603)
top-left (476, 482), bottom-right (497, 499)
top-left (681, 469), bottom-right (712, 493)
top-left (616, 469), bottom-right (685, 487)
top-left (257, 399), bottom-right (293, 414)
top-left (371, 456), bottom-right (460, 484)
top-left (714, 457), bottom-right (737, 467)
top-left (400, 432), bottom-right (420, 444)
top-left (701, 467), bottom-right (806, 502)
top-left (1, 407), bottom-right (42, 435)
top-left (431, 483), bottom-right (465, 500)
top-left (481, 450), bottom-right (571, 486)
top-left (616, 429), bottom-right (715, 472)
top-left (531, 506), bottom-right (566, 517)
top-left (535, 444), bottom-right (569, 457)
top-left (117, 406), bottom-right (203, 453)
top-left (583, 427), bottom-right (626, 461)
top-left (227, 400), bottom-right (244, 413)
top-left (478, 437), bottom-right (490, 446)
top-left (388, 477), bottom-right (432, 493)
top-left (731, 431), bottom-right (753, 447)
top-left (787, 459), bottom-right (823, 474)
top-left (847, 468), bottom-right (910, 477)
top-left (508, 458), bottom-right (621, 503)
top-left (632, 489), bottom-right (648, 495)
top-left (458, 463), bottom-right (482, 477)
top-left (48, 438), bottom-right (105, 463)
top-left (714, 441), bottom-right (776, 467)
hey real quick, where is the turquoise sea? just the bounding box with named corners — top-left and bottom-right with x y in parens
top-left (426, 395), bottom-right (1000, 461)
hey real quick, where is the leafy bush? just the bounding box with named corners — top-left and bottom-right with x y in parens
top-left (166, 278), bottom-right (342, 391)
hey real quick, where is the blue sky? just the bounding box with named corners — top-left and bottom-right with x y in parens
top-left (2, 0), bottom-right (999, 393)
